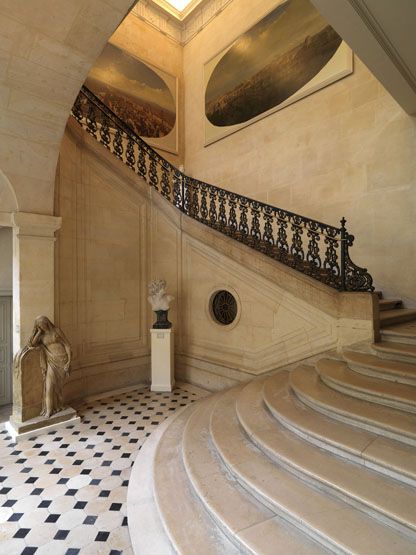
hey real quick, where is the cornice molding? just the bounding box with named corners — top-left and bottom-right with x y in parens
top-left (347, 0), bottom-right (416, 93)
top-left (132, 0), bottom-right (233, 44)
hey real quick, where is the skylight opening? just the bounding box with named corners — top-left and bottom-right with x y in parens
top-left (164, 0), bottom-right (194, 11)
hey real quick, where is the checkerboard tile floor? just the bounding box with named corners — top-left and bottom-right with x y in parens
top-left (0, 384), bottom-right (207, 554)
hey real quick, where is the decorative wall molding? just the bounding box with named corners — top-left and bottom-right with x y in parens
top-left (132, 0), bottom-right (234, 44)
top-left (347, 0), bottom-right (416, 93)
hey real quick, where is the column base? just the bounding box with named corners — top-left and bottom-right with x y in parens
top-left (151, 382), bottom-right (176, 393)
top-left (6, 407), bottom-right (80, 442)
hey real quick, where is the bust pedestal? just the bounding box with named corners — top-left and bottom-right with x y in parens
top-left (150, 328), bottom-right (175, 392)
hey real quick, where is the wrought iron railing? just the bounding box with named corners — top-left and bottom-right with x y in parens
top-left (71, 85), bottom-right (374, 292)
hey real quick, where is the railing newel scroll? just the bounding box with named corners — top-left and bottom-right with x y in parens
top-left (71, 85), bottom-right (374, 293)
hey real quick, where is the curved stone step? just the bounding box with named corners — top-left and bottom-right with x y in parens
top-left (291, 366), bottom-right (416, 446)
top-left (380, 308), bottom-right (416, 327)
top-left (127, 408), bottom-right (177, 555)
top-left (381, 322), bottom-right (416, 345)
top-left (234, 377), bottom-right (416, 539)
top-left (153, 400), bottom-right (240, 555)
top-left (379, 299), bottom-right (402, 311)
top-left (182, 393), bottom-right (320, 554)
top-left (372, 341), bottom-right (416, 363)
top-left (343, 350), bottom-right (416, 386)
top-left (316, 358), bottom-right (416, 413)
top-left (262, 373), bottom-right (416, 487)
top-left (213, 385), bottom-right (416, 553)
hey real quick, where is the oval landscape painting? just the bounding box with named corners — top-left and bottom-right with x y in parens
top-left (205, 0), bottom-right (349, 141)
top-left (85, 43), bottom-right (176, 149)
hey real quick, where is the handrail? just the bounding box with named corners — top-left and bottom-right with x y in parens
top-left (71, 85), bottom-right (374, 292)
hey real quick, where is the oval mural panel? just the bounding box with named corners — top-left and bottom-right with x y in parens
top-left (86, 43), bottom-right (176, 139)
top-left (205, 0), bottom-right (342, 127)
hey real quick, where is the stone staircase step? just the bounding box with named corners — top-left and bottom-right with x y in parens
top-left (233, 377), bottom-right (416, 538)
top-left (372, 340), bottom-right (416, 363)
top-left (379, 298), bottom-right (402, 311)
top-left (127, 407), bottom-right (177, 555)
top-left (262, 373), bottom-right (416, 487)
top-left (212, 385), bottom-right (416, 553)
top-left (379, 308), bottom-right (416, 327)
top-left (182, 393), bottom-right (320, 554)
top-left (316, 358), bottom-right (416, 413)
top-left (290, 366), bottom-right (416, 446)
top-left (343, 350), bottom-right (416, 386)
top-left (153, 401), bottom-right (240, 555)
top-left (381, 321), bottom-right (416, 345)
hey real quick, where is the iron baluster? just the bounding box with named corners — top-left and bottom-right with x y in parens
top-left (238, 197), bottom-right (249, 241)
top-left (99, 114), bottom-right (111, 149)
top-left (262, 206), bottom-right (274, 253)
top-left (137, 146), bottom-right (147, 179)
top-left (200, 184), bottom-right (208, 222)
top-left (86, 103), bottom-right (98, 138)
top-left (113, 128), bottom-right (124, 159)
top-left (250, 201), bottom-right (261, 245)
top-left (340, 217), bottom-right (347, 291)
top-left (218, 190), bottom-right (227, 231)
top-left (209, 187), bottom-right (217, 227)
top-left (126, 137), bottom-right (135, 169)
top-left (149, 156), bottom-right (158, 190)
top-left (228, 194), bottom-right (238, 234)
top-left (161, 162), bottom-right (171, 199)
top-left (290, 216), bottom-right (305, 267)
top-left (173, 170), bottom-right (182, 209)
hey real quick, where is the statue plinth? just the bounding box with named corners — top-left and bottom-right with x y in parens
top-left (150, 328), bottom-right (175, 392)
top-left (6, 407), bottom-right (80, 442)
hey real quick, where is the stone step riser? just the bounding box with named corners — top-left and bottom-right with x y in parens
top-left (374, 349), bottom-right (416, 365)
top-left (380, 332), bottom-right (416, 346)
top-left (380, 313), bottom-right (416, 327)
top-left (240, 417), bottom-right (416, 540)
top-left (319, 372), bottom-right (416, 414)
top-left (379, 300), bottom-right (402, 312)
top-left (265, 390), bottom-right (416, 488)
top-left (291, 381), bottom-right (416, 448)
top-left (232, 383), bottom-right (416, 551)
top-left (347, 362), bottom-right (416, 387)
top-left (214, 440), bottom-right (345, 555)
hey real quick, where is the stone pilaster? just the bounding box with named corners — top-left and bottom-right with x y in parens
top-left (11, 211), bottom-right (62, 351)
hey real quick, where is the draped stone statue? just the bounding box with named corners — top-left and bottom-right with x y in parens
top-left (14, 316), bottom-right (72, 418)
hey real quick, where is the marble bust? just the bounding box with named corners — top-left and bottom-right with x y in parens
top-left (148, 279), bottom-right (174, 328)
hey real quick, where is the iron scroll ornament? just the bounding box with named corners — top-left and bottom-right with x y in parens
top-left (71, 85), bottom-right (374, 293)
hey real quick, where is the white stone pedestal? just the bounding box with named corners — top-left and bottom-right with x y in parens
top-left (150, 328), bottom-right (174, 392)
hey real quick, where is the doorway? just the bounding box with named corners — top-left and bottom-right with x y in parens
top-left (0, 227), bottom-right (13, 407)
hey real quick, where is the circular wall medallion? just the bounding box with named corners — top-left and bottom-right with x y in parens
top-left (210, 290), bottom-right (238, 326)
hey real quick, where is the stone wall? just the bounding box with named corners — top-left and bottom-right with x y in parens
top-left (56, 119), bottom-right (376, 395)
top-left (183, 0), bottom-right (416, 305)
top-left (0, 227), bottom-right (12, 293)
top-left (55, 121), bottom-right (151, 401)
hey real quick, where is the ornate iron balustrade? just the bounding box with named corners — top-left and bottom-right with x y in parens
top-left (71, 85), bottom-right (374, 292)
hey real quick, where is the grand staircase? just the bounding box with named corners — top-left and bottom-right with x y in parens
top-left (127, 316), bottom-right (416, 554)
top-left (69, 84), bottom-right (416, 553)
